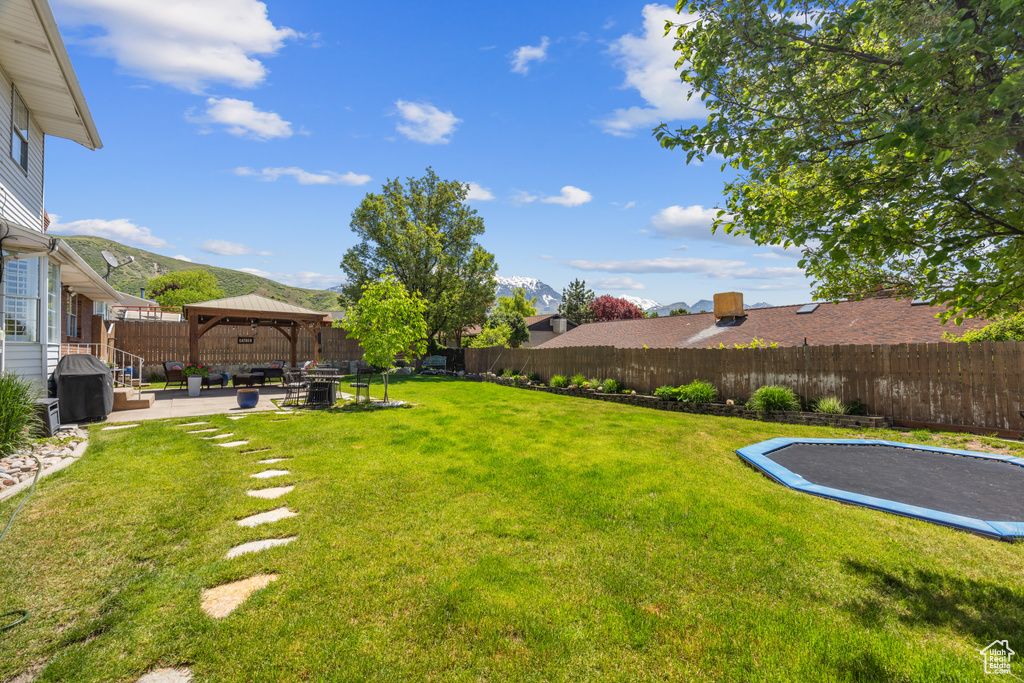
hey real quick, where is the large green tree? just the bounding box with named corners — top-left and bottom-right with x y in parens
top-left (656, 0), bottom-right (1024, 321)
top-left (340, 168), bottom-right (497, 339)
top-left (344, 273), bottom-right (427, 403)
top-left (146, 270), bottom-right (223, 308)
top-left (558, 279), bottom-right (595, 324)
top-left (494, 287), bottom-right (538, 318)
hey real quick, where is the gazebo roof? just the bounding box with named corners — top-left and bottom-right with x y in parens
top-left (184, 295), bottom-right (326, 320)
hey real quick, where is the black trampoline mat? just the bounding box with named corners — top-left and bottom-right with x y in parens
top-left (768, 444), bottom-right (1024, 522)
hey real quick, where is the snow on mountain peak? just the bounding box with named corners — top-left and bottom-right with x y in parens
top-left (619, 294), bottom-right (661, 311)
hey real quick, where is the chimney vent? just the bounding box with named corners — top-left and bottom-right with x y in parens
top-left (552, 317), bottom-right (567, 334)
top-left (713, 292), bottom-right (745, 319)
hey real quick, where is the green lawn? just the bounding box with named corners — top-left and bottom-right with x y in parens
top-left (2, 377), bottom-right (1022, 681)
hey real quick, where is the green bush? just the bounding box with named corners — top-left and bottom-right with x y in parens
top-left (678, 380), bottom-right (718, 403)
top-left (0, 371), bottom-right (41, 456)
top-left (813, 396), bottom-right (848, 415)
top-left (502, 368), bottom-right (519, 378)
top-left (550, 375), bottom-right (568, 388)
top-left (493, 368), bottom-right (504, 377)
top-left (527, 371), bottom-right (541, 382)
top-left (570, 372), bottom-right (586, 387)
top-left (654, 385), bottom-right (680, 401)
top-left (600, 378), bottom-right (622, 394)
top-left (747, 385), bottom-right (802, 412)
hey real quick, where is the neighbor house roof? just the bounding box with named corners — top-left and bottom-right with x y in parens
top-left (535, 298), bottom-right (987, 350)
top-left (462, 314), bottom-right (575, 337)
top-left (0, 0), bottom-right (102, 149)
top-left (184, 294), bottom-right (326, 319)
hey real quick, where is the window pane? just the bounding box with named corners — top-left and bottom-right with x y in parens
top-left (13, 91), bottom-right (28, 135)
top-left (4, 258), bottom-right (39, 297)
top-left (48, 262), bottom-right (60, 341)
top-left (4, 296), bottom-right (38, 342)
top-left (11, 89), bottom-right (28, 170)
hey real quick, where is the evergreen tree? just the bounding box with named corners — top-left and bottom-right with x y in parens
top-left (558, 279), bottom-right (594, 324)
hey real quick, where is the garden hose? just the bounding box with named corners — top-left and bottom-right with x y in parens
top-left (0, 453), bottom-right (43, 631)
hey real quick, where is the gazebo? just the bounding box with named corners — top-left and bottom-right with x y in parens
top-left (183, 295), bottom-right (330, 367)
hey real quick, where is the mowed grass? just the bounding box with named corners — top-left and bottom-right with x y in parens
top-left (1, 377), bottom-right (1022, 682)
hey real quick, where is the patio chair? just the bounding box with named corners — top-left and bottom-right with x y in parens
top-left (202, 373), bottom-right (228, 389)
top-left (163, 361), bottom-right (186, 390)
top-left (282, 371), bottom-right (309, 407)
top-left (349, 368), bottom-right (373, 404)
top-left (252, 360), bottom-right (286, 383)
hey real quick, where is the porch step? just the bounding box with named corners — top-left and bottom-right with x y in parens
top-left (113, 388), bottom-right (155, 411)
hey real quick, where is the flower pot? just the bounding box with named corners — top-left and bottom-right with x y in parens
top-left (237, 388), bottom-right (259, 409)
top-left (187, 375), bottom-right (202, 397)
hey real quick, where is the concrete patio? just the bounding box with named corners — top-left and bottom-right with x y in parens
top-left (106, 385), bottom-right (290, 422)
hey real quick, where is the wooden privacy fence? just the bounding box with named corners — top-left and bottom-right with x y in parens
top-left (466, 342), bottom-right (1024, 434)
top-left (114, 321), bottom-right (363, 367)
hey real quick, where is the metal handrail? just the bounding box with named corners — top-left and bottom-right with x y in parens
top-left (60, 343), bottom-right (144, 398)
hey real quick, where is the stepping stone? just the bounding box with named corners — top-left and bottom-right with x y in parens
top-left (225, 536), bottom-right (297, 559)
top-left (257, 457), bottom-right (289, 464)
top-left (200, 433), bottom-right (234, 440)
top-left (137, 667), bottom-right (192, 683)
top-left (227, 415), bottom-right (248, 420)
top-left (237, 507), bottom-right (297, 527)
top-left (219, 441), bottom-right (249, 448)
top-left (102, 424), bottom-right (139, 431)
top-left (250, 469), bottom-right (289, 479)
top-left (201, 574), bottom-right (278, 618)
top-left (176, 422), bottom-right (208, 427)
top-left (274, 412), bottom-right (293, 415)
top-left (186, 428), bottom-right (218, 434)
top-left (247, 485), bottom-right (294, 499)
top-left (240, 448), bottom-right (271, 454)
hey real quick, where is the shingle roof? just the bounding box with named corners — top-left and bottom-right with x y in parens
top-left (183, 295), bottom-right (325, 318)
top-left (463, 314), bottom-right (573, 337)
top-left (535, 298), bottom-right (987, 349)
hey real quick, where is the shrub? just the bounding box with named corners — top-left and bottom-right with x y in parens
top-left (527, 371), bottom-right (541, 382)
top-left (654, 385), bottom-right (680, 401)
top-left (570, 372), bottom-right (586, 387)
top-left (679, 380), bottom-right (718, 403)
top-left (550, 375), bottom-right (568, 388)
top-left (493, 368), bottom-right (504, 377)
top-left (0, 372), bottom-right (41, 456)
top-left (502, 368), bottom-right (519, 378)
top-left (747, 385), bottom-right (802, 411)
top-left (813, 396), bottom-right (848, 414)
top-left (601, 378), bottom-right (622, 394)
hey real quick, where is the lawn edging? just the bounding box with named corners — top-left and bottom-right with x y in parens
top-left (484, 376), bottom-right (889, 430)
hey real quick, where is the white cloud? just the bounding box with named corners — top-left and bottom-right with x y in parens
top-left (189, 98), bottom-right (292, 140)
top-left (201, 239), bottom-right (272, 256)
top-left (394, 100), bottom-right (461, 144)
top-left (174, 255), bottom-right (192, 262)
top-left (510, 190), bottom-right (538, 205)
top-left (239, 268), bottom-right (339, 289)
top-left (49, 215), bottom-right (167, 248)
top-left (567, 257), bottom-right (745, 273)
top-left (510, 36), bottom-right (549, 74)
top-left (592, 276), bottom-right (647, 291)
top-left (708, 266), bottom-right (805, 280)
top-left (540, 186), bottom-right (593, 207)
top-left (52, 0), bottom-right (296, 92)
top-left (234, 166), bottom-right (370, 185)
top-left (599, 4), bottom-right (705, 136)
top-left (465, 182), bottom-right (495, 201)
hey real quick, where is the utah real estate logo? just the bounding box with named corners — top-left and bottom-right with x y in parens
top-left (980, 640), bottom-right (1015, 675)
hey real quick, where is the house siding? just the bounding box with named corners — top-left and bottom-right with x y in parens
top-left (0, 65), bottom-right (46, 232)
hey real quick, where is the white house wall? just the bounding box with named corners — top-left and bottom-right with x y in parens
top-left (0, 65), bottom-right (46, 232)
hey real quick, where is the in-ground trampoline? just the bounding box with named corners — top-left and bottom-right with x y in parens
top-left (737, 438), bottom-right (1024, 541)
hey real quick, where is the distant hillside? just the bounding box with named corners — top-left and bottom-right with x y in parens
top-left (58, 235), bottom-right (339, 311)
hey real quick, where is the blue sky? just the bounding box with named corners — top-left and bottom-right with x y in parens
top-left (43, 0), bottom-right (810, 307)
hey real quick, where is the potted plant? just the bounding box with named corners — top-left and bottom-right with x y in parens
top-left (183, 363), bottom-right (210, 397)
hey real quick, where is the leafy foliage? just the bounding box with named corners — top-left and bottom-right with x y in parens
top-left (570, 372), bottom-right (586, 387)
top-left (147, 270), bottom-right (224, 308)
top-left (502, 368), bottom-right (519, 378)
top-left (340, 168), bottom-right (497, 340)
top-left (0, 372), bottom-right (40, 456)
top-left (670, 308), bottom-right (689, 316)
top-left (943, 314), bottom-right (1024, 342)
top-left (487, 310), bottom-right (530, 347)
top-left (748, 385), bottom-right (802, 412)
top-left (679, 380), bottom-right (718, 403)
top-left (656, 0), bottom-right (1024, 321)
top-left (600, 378), bottom-right (623, 394)
top-left (590, 295), bottom-right (644, 322)
top-left (558, 279), bottom-right (595, 324)
top-left (813, 396), bottom-right (849, 415)
top-left (344, 273), bottom-right (428, 401)
top-left (712, 338), bottom-right (780, 349)
top-left (494, 287), bottom-right (538, 318)
top-left (466, 324), bottom-right (512, 348)
top-left (654, 385), bottom-right (681, 401)
top-left (550, 375), bottom-right (569, 388)
top-left (527, 372), bottom-right (541, 382)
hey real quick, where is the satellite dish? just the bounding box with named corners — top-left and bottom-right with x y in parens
top-left (100, 250), bottom-right (134, 280)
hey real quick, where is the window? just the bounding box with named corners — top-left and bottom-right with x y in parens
top-left (10, 88), bottom-right (28, 172)
top-left (3, 257), bottom-right (39, 342)
top-left (66, 292), bottom-right (79, 339)
top-left (47, 262), bottom-right (60, 342)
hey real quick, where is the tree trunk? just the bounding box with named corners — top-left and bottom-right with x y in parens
top-left (383, 372), bottom-right (389, 403)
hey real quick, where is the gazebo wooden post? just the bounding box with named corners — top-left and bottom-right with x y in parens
top-left (289, 323), bottom-right (298, 368)
top-left (189, 313), bottom-right (199, 365)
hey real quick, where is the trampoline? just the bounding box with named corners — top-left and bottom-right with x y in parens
top-left (737, 438), bottom-right (1024, 541)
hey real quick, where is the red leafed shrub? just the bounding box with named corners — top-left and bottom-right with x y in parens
top-left (590, 295), bottom-right (644, 322)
